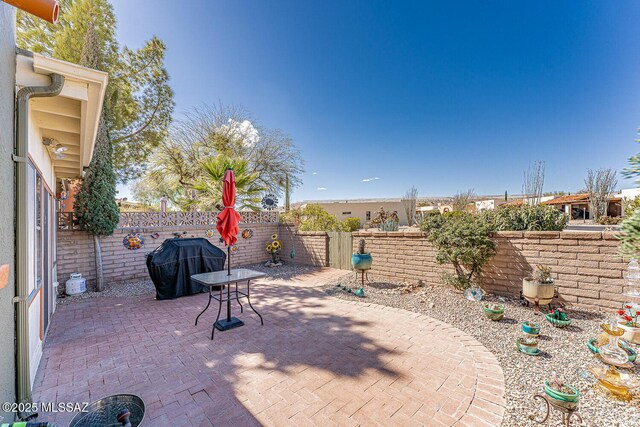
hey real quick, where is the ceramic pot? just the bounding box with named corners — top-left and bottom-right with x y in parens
top-left (618, 322), bottom-right (640, 345)
top-left (543, 381), bottom-right (579, 403)
top-left (351, 253), bottom-right (373, 270)
top-left (545, 313), bottom-right (572, 328)
top-left (483, 303), bottom-right (505, 321)
top-left (522, 278), bottom-right (555, 306)
top-left (516, 337), bottom-right (539, 355)
top-left (522, 321), bottom-right (541, 336)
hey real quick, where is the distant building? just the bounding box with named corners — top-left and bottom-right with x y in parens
top-left (293, 197), bottom-right (452, 227)
top-left (542, 193), bottom-right (621, 219)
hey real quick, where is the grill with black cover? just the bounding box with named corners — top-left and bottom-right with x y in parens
top-left (146, 238), bottom-right (226, 300)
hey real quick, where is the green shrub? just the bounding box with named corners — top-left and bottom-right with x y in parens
top-left (297, 204), bottom-right (343, 231)
top-left (342, 217), bottom-right (361, 232)
top-left (279, 207), bottom-right (303, 225)
top-left (620, 209), bottom-right (640, 257)
top-left (420, 212), bottom-right (496, 289)
top-left (596, 216), bottom-right (622, 225)
top-left (482, 204), bottom-right (568, 231)
top-left (624, 196), bottom-right (640, 218)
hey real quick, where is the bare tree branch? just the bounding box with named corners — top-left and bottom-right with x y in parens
top-left (401, 186), bottom-right (418, 226)
top-left (523, 160), bottom-right (545, 205)
top-left (585, 168), bottom-right (618, 220)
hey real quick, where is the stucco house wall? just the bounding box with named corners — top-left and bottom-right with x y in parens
top-left (0, 3), bottom-right (16, 420)
top-left (302, 200), bottom-right (410, 227)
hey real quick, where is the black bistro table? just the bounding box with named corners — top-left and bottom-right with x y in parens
top-left (191, 268), bottom-right (266, 339)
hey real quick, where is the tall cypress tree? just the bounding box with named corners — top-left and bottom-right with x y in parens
top-left (73, 21), bottom-right (119, 291)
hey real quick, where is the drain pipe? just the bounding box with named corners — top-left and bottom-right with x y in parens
top-left (2, 0), bottom-right (60, 24)
top-left (14, 52), bottom-right (64, 406)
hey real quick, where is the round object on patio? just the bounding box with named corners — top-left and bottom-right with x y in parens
top-left (69, 394), bottom-right (145, 427)
top-left (65, 272), bottom-right (86, 295)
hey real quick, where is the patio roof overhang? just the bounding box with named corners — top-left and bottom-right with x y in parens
top-left (15, 51), bottom-right (108, 179)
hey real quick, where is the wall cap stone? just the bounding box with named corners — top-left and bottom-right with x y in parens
top-left (559, 231), bottom-right (603, 239)
top-left (492, 231), bottom-right (523, 238)
top-left (602, 231), bottom-right (620, 241)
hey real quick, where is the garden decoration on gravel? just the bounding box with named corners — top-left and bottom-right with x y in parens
top-left (483, 301), bottom-right (505, 321)
top-left (517, 321), bottom-right (542, 356)
top-left (516, 336), bottom-right (540, 356)
top-left (517, 321), bottom-right (543, 356)
top-left (265, 234), bottom-right (282, 267)
top-left (464, 286), bottom-right (484, 302)
top-left (522, 264), bottom-right (557, 315)
top-left (546, 308), bottom-right (572, 328)
top-left (589, 321), bottom-right (640, 400)
top-left (617, 259), bottom-right (640, 344)
top-left (529, 374), bottom-right (582, 427)
top-left (334, 284), bottom-right (365, 297)
top-left (352, 239), bottom-right (372, 287)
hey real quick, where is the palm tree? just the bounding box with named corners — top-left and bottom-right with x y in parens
top-left (182, 155), bottom-right (264, 211)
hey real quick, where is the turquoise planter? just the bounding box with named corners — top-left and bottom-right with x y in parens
top-left (543, 381), bottom-right (579, 403)
top-left (351, 253), bottom-right (373, 270)
top-left (522, 322), bottom-right (541, 336)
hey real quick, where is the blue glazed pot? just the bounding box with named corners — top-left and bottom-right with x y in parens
top-left (522, 321), bottom-right (541, 336)
top-left (351, 253), bottom-right (373, 270)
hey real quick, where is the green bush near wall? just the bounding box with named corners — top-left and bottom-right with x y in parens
top-left (342, 217), bottom-right (361, 232)
top-left (481, 204), bottom-right (568, 231)
top-left (420, 211), bottom-right (496, 290)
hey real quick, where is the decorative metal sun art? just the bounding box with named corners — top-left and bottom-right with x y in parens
top-left (241, 229), bottom-right (254, 239)
top-left (123, 233), bottom-right (144, 250)
top-left (205, 229), bottom-right (215, 238)
top-left (230, 244), bottom-right (239, 255)
top-left (261, 194), bottom-right (278, 210)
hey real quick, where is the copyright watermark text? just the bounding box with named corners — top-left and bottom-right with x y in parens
top-left (1, 401), bottom-right (89, 413)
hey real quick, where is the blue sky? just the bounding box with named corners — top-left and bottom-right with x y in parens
top-left (112, 0), bottom-right (640, 202)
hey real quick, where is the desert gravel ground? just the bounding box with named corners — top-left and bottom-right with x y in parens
top-left (324, 272), bottom-right (640, 427)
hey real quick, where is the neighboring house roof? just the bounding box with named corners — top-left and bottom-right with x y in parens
top-left (15, 51), bottom-right (108, 179)
top-left (543, 193), bottom-right (590, 205)
top-left (502, 199), bottom-right (524, 206)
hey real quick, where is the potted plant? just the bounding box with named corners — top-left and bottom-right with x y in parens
top-left (543, 376), bottom-right (580, 410)
top-left (351, 239), bottom-right (373, 271)
top-left (265, 234), bottom-right (282, 267)
top-left (522, 265), bottom-right (556, 314)
top-left (546, 307), bottom-right (572, 328)
top-left (483, 302), bottom-right (505, 321)
top-left (617, 304), bottom-right (640, 344)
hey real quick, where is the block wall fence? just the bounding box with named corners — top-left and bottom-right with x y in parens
top-left (56, 223), bottom-right (329, 290)
top-left (352, 230), bottom-right (628, 310)
top-left (57, 222), bottom-right (630, 310)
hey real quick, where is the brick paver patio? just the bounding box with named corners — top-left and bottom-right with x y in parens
top-left (33, 268), bottom-right (505, 426)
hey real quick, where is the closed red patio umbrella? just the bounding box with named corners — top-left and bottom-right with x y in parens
top-left (217, 169), bottom-right (241, 275)
top-left (213, 169), bottom-right (244, 331)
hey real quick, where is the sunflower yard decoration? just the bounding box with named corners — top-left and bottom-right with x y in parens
top-left (265, 234), bottom-right (283, 267)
